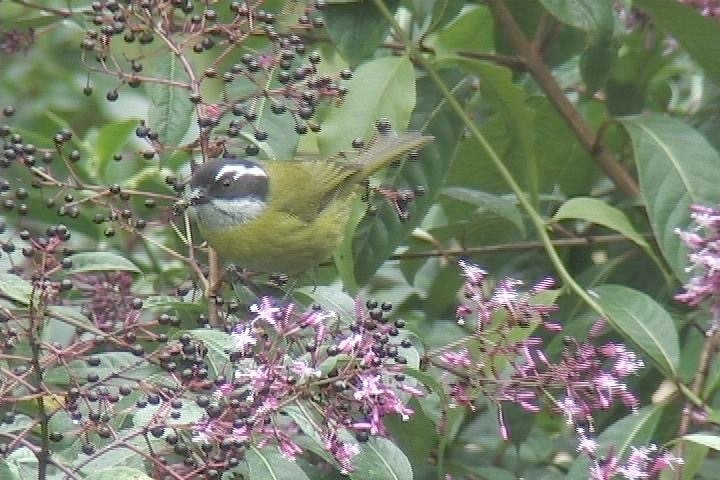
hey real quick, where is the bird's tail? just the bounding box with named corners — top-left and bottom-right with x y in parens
top-left (351, 130), bottom-right (434, 181)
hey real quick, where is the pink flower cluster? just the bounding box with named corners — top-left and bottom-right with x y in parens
top-left (675, 204), bottom-right (720, 334)
top-left (189, 296), bottom-right (424, 473)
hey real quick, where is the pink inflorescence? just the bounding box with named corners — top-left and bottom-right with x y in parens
top-left (577, 428), bottom-right (684, 480)
top-left (680, 0), bottom-right (720, 17)
top-left (434, 261), bottom-right (648, 461)
top-left (187, 296), bottom-right (424, 473)
top-left (675, 204), bottom-right (720, 334)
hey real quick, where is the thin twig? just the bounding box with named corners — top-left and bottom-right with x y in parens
top-left (387, 233), bottom-right (651, 260)
top-left (675, 331), bottom-right (720, 479)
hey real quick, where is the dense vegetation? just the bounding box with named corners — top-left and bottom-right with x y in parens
top-left (1, 1), bottom-right (720, 479)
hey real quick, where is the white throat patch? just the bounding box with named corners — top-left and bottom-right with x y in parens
top-left (196, 197), bottom-right (267, 230)
top-left (215, 164), bottom-right (267, 181)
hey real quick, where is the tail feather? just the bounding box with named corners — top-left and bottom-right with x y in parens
top-left (318, 131), bottom-right (434, 208)
top-left (351, 131), bottom-right (434, 181)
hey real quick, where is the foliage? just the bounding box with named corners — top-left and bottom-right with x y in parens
top-left (1, 0), bottom-right (720, 479)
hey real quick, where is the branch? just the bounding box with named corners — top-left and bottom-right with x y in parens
top-left (388, 233), bottom-right (651, 260)
top-left (484, 0), bottom-right (641, 198)
top-left (455, 50), bottom-right (527, 71)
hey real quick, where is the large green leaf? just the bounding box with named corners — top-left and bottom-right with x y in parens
top-left (246, 446), bottom-right (311, 480)
top-left (442, 187), bottom-right (525, 236)
top-left (85, 467), bottom-right (153, 480)
top-left (635, 0), bottom-right (720, 88)
top-left (429, 5), bottom-right (494, 56)
top-left (539, 0), bottom-right (614, 35)
top-left (318, 56), bottom-right (416, 158)
top-left (145, 52), bottom-right (193, 147)
top-left (350, 437), bottom-right (413, 480)
top-left (446, 58), bottom-right (538, 200)
top-left (552, 197), bottom-right (648, 248)
top-left (44, 352), bottom-right (163, 385)
top-left (253, 83), bottom-right (300, 161)
top-left (180, 329), bottom-right (233, 376)
top-left (531, 96), bottom-right (601, 196)
top-left (683, 433), bottom-right (720, 451)
top-left (621, 115), bottom-right (720, 281)
top-left (323, 0), bottom-right (399, 67)
top-left (86, 119), bottom-right (140, 183)
top-left (566, 405), bottom-right (661, 479)
top-left (591, 284), bottom-right (680, 375)
top-left (351, 71), bottom-right (471, 284)
top-left (579, 35), bottom-right (616, 94)
top-left (0, 273), bottom-right (33, 305)
top-left (426, 0), bottom-right (465, 35)
top-left (65, 252), bottom-right (141, 274)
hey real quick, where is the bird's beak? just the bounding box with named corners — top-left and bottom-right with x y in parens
top-left (189, 187), bottom-right (210, 206)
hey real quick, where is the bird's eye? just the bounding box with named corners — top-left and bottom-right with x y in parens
top-left (222, 178), bottom-right (231, 187)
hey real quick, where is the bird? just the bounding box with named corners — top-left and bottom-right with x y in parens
top-left (188, 130), bottom-right (433, 274)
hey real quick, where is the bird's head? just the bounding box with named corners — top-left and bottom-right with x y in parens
top-left (189, 156), bottom-right (270, 228)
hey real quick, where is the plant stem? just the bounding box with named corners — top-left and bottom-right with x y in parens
top-left (27, 291), bottom-right (49, 480)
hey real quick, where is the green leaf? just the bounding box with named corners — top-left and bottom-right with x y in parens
top-left (65, 252), bottom-right (141, 274)
top-left (0, 273), bottom-right (33, 305)
top-left (88, 119), bottom-right (140, 183)
top-left (246, 446), bottom-right (311, 480)
top-left (530, 96), bottom-right (601, 196)
top-left (350, 437), bottom-right (413, 480)
top-left (683, 433), bottom-right (720, 451)
top-left (84, 466), bottom-right (153, 480)
top-left (580, 36), bottom-right (616, 95)
top-left (539, 0), bottom-right (614, 35)
top-left (679, 441), bottom-right (710, 480)
top-left (145, 52), bottom-right (193, 147)
top-left (79, 448), bottom-right (146, 475)
top-left (351, 70), bottom-right (472, 284)
top-left (635, 0), bottom-right (720, 88)
top-left (427, 0), bottom-right (467, 36)
top-left (552, 197), bottom-right (648, 248)
top-left (294, 286), bottom-right (356, 323)
top-left (566, 405), bottom-right (661, 480)
top-left (318, 56), bottom-right (416, 158)
top-left (44, 352), bottom-right (163, 385)
top-left (0, 447), bottom-right (37, 480)
top-left (181, 329), bottom-right (234, 376)
top-left (132, 401), bottom-right (204, 429)
top-left (430, 6), bottom-right (494, 56)
top-left (443, 187), bottom-right (525, 236)
top-left (46, 306), bottom-right (95, 331)
top-left (444, 58), bottom-right (538, 202)
top-left (333, 201), bottom-right (366, 294)
top-left (591, 284), bottom-right (680, 375)
top-left (323, 1), bottom-right (399, 67)
top-left (283, 403), bottom-right (337, 465)
top-left (621, 115), bottom-right (720, 281)
top-left (384, 398), bottom-right (436, 471)
top-left (0, 415), bottom-right (32, 434)
top-left (254, 90), bottom-right (300, 161)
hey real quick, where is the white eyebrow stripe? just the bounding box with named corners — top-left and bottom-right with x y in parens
top-left (215, 164), bottom-right (267, 181)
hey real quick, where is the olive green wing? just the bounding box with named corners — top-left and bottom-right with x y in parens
top-left (264, 131), bottom-right (434, 221)
top-left (264, 161), bottom-right (354, 220)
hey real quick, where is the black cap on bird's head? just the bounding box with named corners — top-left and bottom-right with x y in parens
top-left (189, 156), bottom-right (270, 206)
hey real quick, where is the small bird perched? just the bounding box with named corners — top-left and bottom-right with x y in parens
top-left (189, 130), bottom-right (433, 274)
